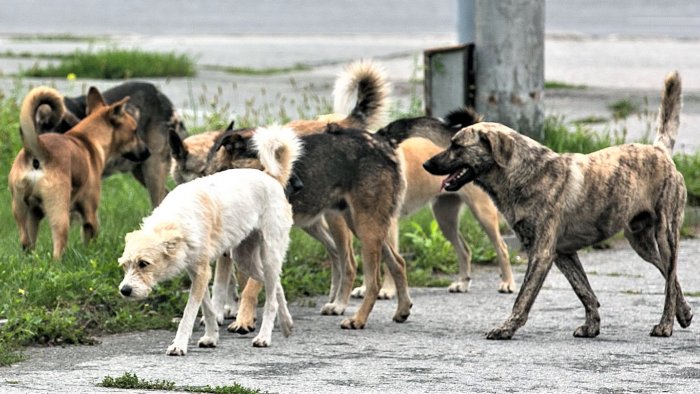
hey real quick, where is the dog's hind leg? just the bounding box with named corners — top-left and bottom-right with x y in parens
top-left (275, 282), bottom-right (293, 337)
top-left (210, 252), bottom-right (233, 324)
top-left (376, 218), bottom-right (401, 300)
top-left (460, 188), bottom-right (516, 293)
top-left (228, 236), bottom-right (262, 335)
top-left (252, 233), bottom-right (288, 347)
top-left (326, 213), bottom-right (357, 314)
top-left (45, 195), bottom-right (70, 259)
top-left (624, 210), bottom-right (692, 332)
top-left (132, 157), bottom-right (168, 207)
top-left (12, 199), bottom-right (39, 251)
top-left (341, 215), bottom-right (384, 329)
top-left (197, 287), bottom-right (219, 348)
top-left (305, 216), bottom-right (353, 315)
top-left (433, 194), bottom-right (473, 293)
top-left (382, 237), bottom-right (413, 323)
top-left (167, 257), bottom-right (211, 356)
top-left (79, 199), bottom-right (99, 244)
top-left (554, 253), bottom-right (600, 338)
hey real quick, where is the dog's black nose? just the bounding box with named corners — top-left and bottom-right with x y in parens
top-left (120, 285), bottom-right (132, 297)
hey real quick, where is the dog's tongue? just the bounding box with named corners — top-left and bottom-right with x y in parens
top-left (440, 173), bottom-right (456, 192)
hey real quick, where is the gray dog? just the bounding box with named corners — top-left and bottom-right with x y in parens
top-left (424, 71), bottom-right (692, 339)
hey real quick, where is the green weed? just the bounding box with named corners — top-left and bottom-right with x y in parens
top-left (545, 81), bottom-right (587, 90)
top-left (99, 372), bottom-right (266, 393)
top-left (608, 98), bottom-right (641, 120)
top-left (23, 48), bottom-right (195, 79)
top-left (204, 64), bottom-right (312, 76)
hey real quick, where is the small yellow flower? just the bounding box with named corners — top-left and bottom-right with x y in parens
top-left (17, 288), bottom-right (25, 295)
top-left (66, 73), bottom-right (77, 81)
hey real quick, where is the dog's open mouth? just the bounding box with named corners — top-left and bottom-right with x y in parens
top-left (441, 166), bottom-right (474, 192)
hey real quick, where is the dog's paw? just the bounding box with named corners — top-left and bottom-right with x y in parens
top-left (320, 302), bottom-right (345, 316)
top-left (252, 335), bottom-right (270, 348)
top-left (392, 310), bottom-right (411, 323)
top-left (350, 286), bottom-right (366, 299)
top-left (677, 302), bottom-right (693, 328)
top-left (223, 304), bottom-right (238, 320)
top-left (340, 317), bottom-right (366, 330)
top-left (227, 321), bottom-right (256, 335)
top-left (650, 323), bottom-right (673, 337)
top-left (498, 280), bottom-right (516, 294)
top-left (197, 334), bottom-right (218, 348)
top-left (486, 327), bottom-right (514, 340)
top-left (166, 344), bottom-right (187, 356)
top-left (573, 324), bottom-right (600, 338)
top-left (377, 288), bottom-right (396, 300)
top-left (448, 280), bottom-right (471, 293)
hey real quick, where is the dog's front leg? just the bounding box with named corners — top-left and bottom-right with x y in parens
top-left (167, 261), bottom-right (211, 356)
top-left (487, 235), bottom-right (556, 340)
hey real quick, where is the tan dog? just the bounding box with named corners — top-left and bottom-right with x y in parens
top-left (9, 86), bottom-right (148, 259)
top-left (424, 72), bottom-right (692, 339)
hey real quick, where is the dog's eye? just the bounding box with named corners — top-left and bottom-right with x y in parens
top-left (137, 260), bottom-right (150, 269)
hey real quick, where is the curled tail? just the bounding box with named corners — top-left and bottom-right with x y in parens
top-left (333, 59), bottom-right (391, 130)
top-left (19, 86), bottom-right (65, 162)
top-left (373, 107), bottom-right (482, 148)
top-left (252, 125), bottom-right (303, 186)
top-left (654, 71), bottom-right (682, 156)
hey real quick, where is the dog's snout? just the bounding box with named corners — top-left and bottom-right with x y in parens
top-left (120, 285), bottom-right (133, 297)
top-left (423, 159), bottom-right (436, 173)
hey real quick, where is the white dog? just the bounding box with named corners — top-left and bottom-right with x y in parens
top-left (118, 125), bottom-right (302, 355)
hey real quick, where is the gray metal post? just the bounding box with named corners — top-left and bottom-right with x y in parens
top-left (474, 0), bottom-right (545, 140)
top-left (457, 0), bottom-right (475, 44)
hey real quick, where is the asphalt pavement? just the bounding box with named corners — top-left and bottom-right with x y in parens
top-left (1, 239), bottom-right (699, 393)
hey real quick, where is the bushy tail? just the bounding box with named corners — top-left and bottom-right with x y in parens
top-left (252, 125), bottom-right (303, 186)
top-left (373, 107), bottom-right (482, 148)
top-left (654, 71), bottom-right (682, 156)
top-left (333, 59), bottom-right (391, 130)
top-left (19, 86), bottom-right (65, 161)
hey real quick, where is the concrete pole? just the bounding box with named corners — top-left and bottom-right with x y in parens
top-left (457, 0), bottom-right (475, 44)
top-left (474, 0), bottom-right (545, 140)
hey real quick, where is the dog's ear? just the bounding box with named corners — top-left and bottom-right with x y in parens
top-left (478, 129), bottom-right (514, 167)
top-left (225, 120), bottom-right (235, 131)
top-left (108, 96), bottom-right (132, 125)
top-left (86, 87), bottom-right (107, 115)
top-left (169, 128), bottom-right (187, 161)
top-left (155, 222), bottom-right (184, 257)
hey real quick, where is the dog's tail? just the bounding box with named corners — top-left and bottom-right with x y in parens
top-left (654, 71), bottom-right (682, 156)
top-left (252, 125), bottom-right (304, 186)
top-left (19, 86), bottom-right (65, 162)
top-left (333, 59), bottom-right (391, 130)
top-left (373, 107), bottom-right (482, 148)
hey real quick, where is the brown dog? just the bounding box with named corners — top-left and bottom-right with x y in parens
top-left (9, 86), bottom-right (149, 259)
top-left (424, 72), bottom-right (692, 339)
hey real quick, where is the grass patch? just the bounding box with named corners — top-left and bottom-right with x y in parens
top-left (684, 291), bottom-right (700, 298)
top-left (545, 80), bottom-right (587, 90)
top-left (608, 98), bottom-right (641, 120)
top-left (22, 48), bottom-right (195, 79)
top-left (0, 50), bottom-right (69, 60)
top-left (9, 34), bottom-right (108, 43)
top-left (543, 115), bottom-right (625, 154)
top-left (100, 372), bottom-right (266, 394)
top-left (572, 115), bottom-right (608, 125)
top-left (204, 64), bottom-right (312, 76)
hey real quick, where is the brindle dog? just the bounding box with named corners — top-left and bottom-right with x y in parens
top-left (424, 72), bottom-right (692, 339)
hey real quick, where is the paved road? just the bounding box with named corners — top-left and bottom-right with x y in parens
top-left (1, 240), bottom-right (699, 393)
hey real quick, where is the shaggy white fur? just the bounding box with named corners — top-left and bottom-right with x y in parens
top-left (118, 128), bottom-right (301, 355)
